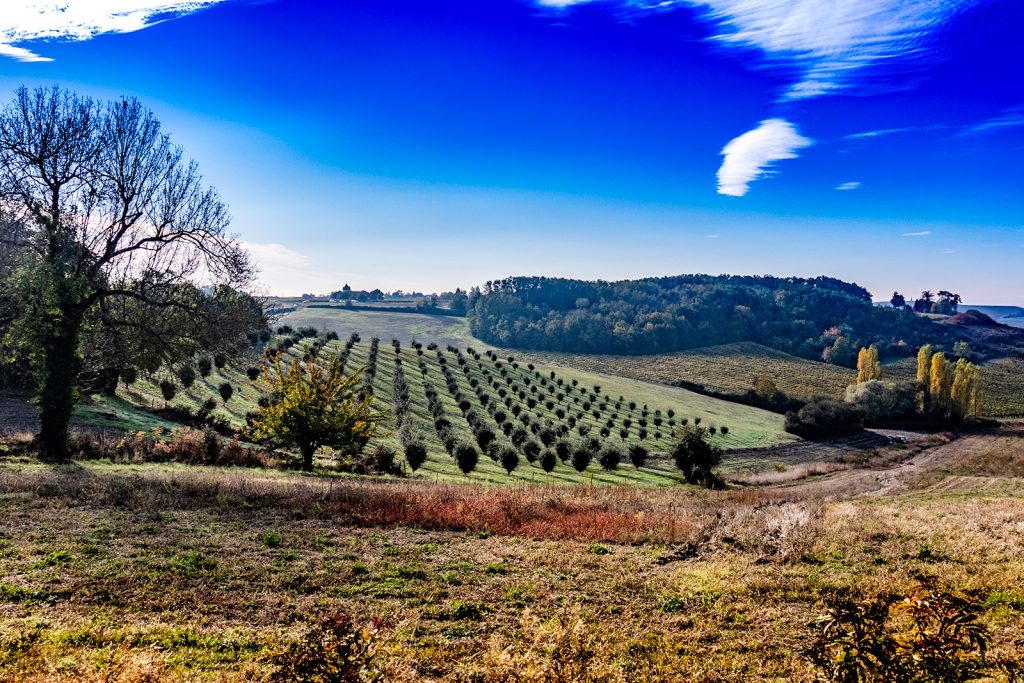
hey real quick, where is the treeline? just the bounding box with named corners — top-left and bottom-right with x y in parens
top-left (469, 275), bottom-right (941, 362)
top-left (784, 344), bottom-right (987, 438)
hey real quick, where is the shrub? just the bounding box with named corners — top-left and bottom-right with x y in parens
top-left (628, 444), bottom-right (648, 468)
top-left (499, 445), bottom-right (519, 474)
top-left (159, 380), bottom-right (177, 402)
top-left (454, 443), bottom-right (478, 475)
top-left (555, 440), bottom-right (572, 462)
top-left (198, 398), bottom-right (217, 418)
top-left (844, 380), bottom-right (918, 426)
top-left (178, 367), bottom-right (196, 389)
top-left (671, 425), bottom-right (722, 487)
top-left (213, 354), bottom-right (227, 369)
top-left (522, 440), bottom-right (541, 463)
top-left (404, 442), bottom-right (427, 471)
top-left (598, 445), bottom-right (621, 471)
top-left (121, 367), bottom-right (137, 385)
top-left (571, 446), bottom-right (591, 473)
top-left (246, 366), bottom-right (261, 381)
top-left (510, 426), bottom-right (529, 446)
top-left (540, 448), bottom-right (557, 473)
top-left (785, 398), bottom-right (865, 438)
top-left (197, 358), bottom-right (212, 377)
top-left (270, 613), bottom-right (382, 682)
top-left (805, 588), bottom-right (997, 682)
top-left (218, 382), bottom-right (234, 403)
top-left (475, 427), bottom-right (497, 451)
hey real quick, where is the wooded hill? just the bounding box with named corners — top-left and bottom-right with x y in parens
top-left (468, 275), bottom-right (1022, 364)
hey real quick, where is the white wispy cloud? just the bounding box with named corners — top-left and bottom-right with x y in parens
top-left (901, 230), bottom-right (932, 237)
top-left (690, 0), bottom-right (970, 100)
top-left (536, 0), bottom-right (971, 99)
top-left (716, 118), bottom-right (811, 197)
top-left (0, 1), bottom-right (227, 62)
top-left (961, 105), bottom-right (1024, 136)
top-left (835, 181), bottom-right (861, 191)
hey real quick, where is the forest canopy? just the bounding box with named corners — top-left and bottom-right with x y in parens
top-left (468, 275), bottom-right (945, 362)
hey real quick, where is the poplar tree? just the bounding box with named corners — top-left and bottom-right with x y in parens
top-left (929, 352), bottom-right (952, 417)
top-left (916, 344), bottom-right (934, 384)
top-left (951, 359), bottom-right (984, 419)
top-left (856, 345), bottom-right (882, 383)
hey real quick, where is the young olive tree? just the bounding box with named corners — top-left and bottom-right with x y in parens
top-left (0, 86), bottom-right (261, 460)
top-left (247, 357), bottom-right (387, 472)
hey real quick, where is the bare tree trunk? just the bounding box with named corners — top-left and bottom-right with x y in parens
top-left (301, 444), bottom-right (316, 472)
top-left (36, 308), bottom-right (84, 462)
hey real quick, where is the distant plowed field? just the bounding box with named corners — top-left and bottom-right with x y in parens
top-left (521, 342), bottom-right (854, 400)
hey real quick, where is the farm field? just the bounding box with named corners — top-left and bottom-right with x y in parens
top-left (521, 342), bottom-right (855, 400)
top-left (108, 331), bottom-right (795, 486)
top-left (278, 307), bottom-right (476, 350)
top-left (1, 424), bottom-right (1023, 681)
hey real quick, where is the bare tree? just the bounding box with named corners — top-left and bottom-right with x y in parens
top-left (0, 86), bottom-right (258, 460)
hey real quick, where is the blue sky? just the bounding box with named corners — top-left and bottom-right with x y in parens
top-left (1, 0), bottom-right (1022, 302)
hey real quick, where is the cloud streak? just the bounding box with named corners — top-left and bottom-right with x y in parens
top-left (689, 0), bottom-right (972, 100)
top-left (0, 1), bottom-right (227, 62)
top-left (716, 118), bottom-right (811, 196)
top-left (901, 230), bottom-right (932, 237)
top-left (536, 0), bottom-right (971, 99)
top-left (835, 181), bottom-right (861, 191)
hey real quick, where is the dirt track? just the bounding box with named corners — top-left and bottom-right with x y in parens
top-left (771, 423), bottom-right (1024, 498)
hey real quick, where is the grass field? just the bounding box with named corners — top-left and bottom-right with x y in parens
top-left (520, 342), bottom-right (855, 401)
top-left (278, 307), bottom-right (476, 350)
top-left (2, 425), bottom-right (1023, 681)
top-left (108, 332), bottom-right (794, 486)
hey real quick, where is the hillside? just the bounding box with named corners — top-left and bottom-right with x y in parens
top-left (107, 329), bottom-right (793, 485)
top-left (961, 305), bottom-right (1024, 329)
top-left (469, 274), bottom-right (941, 359)
top-left (520, 342), bottom-right (855, 401)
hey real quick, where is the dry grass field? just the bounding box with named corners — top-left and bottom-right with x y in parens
top-left (521, 342), bottom-right (856, 401)
top-left (2, 423), bottom-right (1023, 681)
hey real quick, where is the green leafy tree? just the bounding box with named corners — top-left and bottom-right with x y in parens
top-left (571, 446), bottom-right (591, 473)
top-left (218, 382), bottom-right (234, 404)
top-left (598, 445), bottom-right (621, 470)
top-left (159, 380), bottom-right (176, 404)
top-left (247, 357), bottom-right (386, 472)
top-left (178, 366), bottom-right (196, 389)
top-left (404, 441), bottom-right (427, 472)
top-left (500, 445), bottom-right (519, 475)
top-left (454, 442), bottom-right (479, 475)
top-left (628, 444), bottom-right (648, 468)
top-left (671, 425), bottom-right (722, 487)
top-left (540, 448), bottom-right (557, 473)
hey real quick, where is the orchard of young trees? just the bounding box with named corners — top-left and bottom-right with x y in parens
top-left (252, 330), bottom-right (731, 481)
